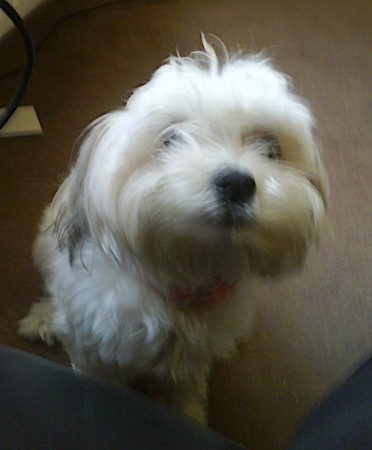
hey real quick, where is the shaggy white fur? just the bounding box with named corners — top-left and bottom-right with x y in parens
top-left (19, 36), bottom-right (328, 423)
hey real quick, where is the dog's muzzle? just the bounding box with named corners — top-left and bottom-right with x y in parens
top-left (212, 169), bottom-right (256, 227)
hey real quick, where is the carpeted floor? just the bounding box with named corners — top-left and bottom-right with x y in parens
top-left (0, 1), bottom-right (371, 448)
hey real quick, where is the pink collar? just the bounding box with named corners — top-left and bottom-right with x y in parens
top-left (132, 266), bottom-right (237, 308)
top-left (167, 278), bottom-right (237, 308)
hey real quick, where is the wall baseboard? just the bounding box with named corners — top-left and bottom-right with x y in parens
top-left (0, 106), bottom-right (43, 138)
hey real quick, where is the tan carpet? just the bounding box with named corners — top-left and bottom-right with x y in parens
top-left (1, 0), bottom-right (371, 448)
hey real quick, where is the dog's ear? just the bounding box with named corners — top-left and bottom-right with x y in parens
top-left (277, 125), bottom-right (329, 211)
top-left (53, 112), bottom-right (127, 265)
top-left (52, 177), bottom-right (89, 265)
top-left (309, 145), bottom-right (329, 211)
top-left (69, 110), bottom-right (140, 266)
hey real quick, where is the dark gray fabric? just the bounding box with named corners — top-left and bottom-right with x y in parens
top-left (0, 346), bottom-right (246, 450)
top-left (289, 357), bottom-right (372, 450)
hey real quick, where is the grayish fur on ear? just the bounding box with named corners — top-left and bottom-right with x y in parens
top-left (54, 203), bottom-right (89, 265)
top-left (52, 125), bottom-right (97, 265)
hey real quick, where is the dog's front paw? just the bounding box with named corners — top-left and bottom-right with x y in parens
top-left (18, 299), bottom-right (56, 346)
top-left (182, 398), bottom-right (208, 425)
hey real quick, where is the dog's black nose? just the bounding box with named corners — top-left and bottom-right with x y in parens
top-left (214, 170), bottom-right (256, 204)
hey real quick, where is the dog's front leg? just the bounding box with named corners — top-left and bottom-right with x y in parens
top-left (147, 364), bottom-right (210, 424)
top-left (180, 367), bottom-right (209, 425)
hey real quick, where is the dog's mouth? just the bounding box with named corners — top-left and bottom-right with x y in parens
top-left (210, 202), bottom-right (255, 228)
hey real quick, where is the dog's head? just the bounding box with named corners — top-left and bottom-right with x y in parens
top-left (59, 37), bottom-right (328, 286)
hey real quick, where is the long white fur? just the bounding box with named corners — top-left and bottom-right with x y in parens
top-left (19, 37), bottom-right (328, 423)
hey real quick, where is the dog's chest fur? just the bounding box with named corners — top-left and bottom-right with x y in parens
top-left (46, 234), bottom-right (252, 381)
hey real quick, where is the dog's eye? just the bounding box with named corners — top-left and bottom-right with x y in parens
top-left (162, 130), bottom-right (183, 148)
top-left (261, 134), bottom-right (281, 160)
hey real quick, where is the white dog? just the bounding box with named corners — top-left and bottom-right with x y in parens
top-left (19, 37), bottom-right (328, 423)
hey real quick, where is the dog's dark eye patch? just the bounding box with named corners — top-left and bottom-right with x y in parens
top-left (260, 134), bottom-right (281, 160)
